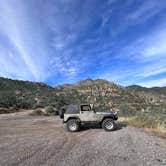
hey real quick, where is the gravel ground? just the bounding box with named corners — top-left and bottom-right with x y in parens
top-left (0, 112), bottom-right (165, 166)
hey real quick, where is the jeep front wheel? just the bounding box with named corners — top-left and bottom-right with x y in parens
top-left (66, 119), bottom-right (80, 132)
top-left (102, 118), bottom-right (115, 131)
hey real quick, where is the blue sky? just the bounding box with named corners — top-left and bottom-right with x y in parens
top-left (0, 0), bottom-right (166, 87)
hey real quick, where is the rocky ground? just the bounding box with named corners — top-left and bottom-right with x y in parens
top-left (0, 112), bottom-right (165, 166)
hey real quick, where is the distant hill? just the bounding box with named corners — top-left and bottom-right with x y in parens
top-left (0, 77), bottom-right (57, 109)
top-left (127, 85), bottom-right (166, 96)
top-left (0, 77), bottom-right (166, 113)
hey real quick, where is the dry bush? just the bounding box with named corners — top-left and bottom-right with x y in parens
top-left (29, 108), bottom-right (44, 116)
top-left (45, 106), bottom-right (55, 114)
top-left (119, 115), bottom-right (166, 138)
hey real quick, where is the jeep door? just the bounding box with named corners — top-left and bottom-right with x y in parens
top-left (79, 105), bottom-right (97, 122)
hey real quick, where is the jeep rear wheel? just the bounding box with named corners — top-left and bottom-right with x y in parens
top-left (66, 119), bottom-right (80, 132)
top-left (102, 118), bottom-right (115, 131)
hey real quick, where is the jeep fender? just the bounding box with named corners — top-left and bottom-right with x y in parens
top-left (101, 115), bottom-right (115, 122)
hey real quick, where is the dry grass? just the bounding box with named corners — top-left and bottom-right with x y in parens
top-left (29, 108), bottom-right (45, 116)
top-left (119, 117), bottom-right (166, 138)
top-left (29, 107), bottom-right (54, 116)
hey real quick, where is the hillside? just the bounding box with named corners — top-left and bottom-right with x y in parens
top-left (127, 85), bottom-right (166, 111)
top-left (0, 77), bottom-right (59, 110)
top-left (127, 85), bottom-right (166, 98)
top-left (0, 77), bottom-right (166, 114)
top-left (56, 79), bottom-right (146, 111)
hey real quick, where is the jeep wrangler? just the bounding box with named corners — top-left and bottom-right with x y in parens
top-left (59, 104), bottom-right (118, 132)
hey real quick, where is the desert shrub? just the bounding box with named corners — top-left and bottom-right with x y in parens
top-left (0, 91), bottom-right (17, 108)
top-left (45, 106), bottom-right (55, 114)
top-left (16, 99), bottom-right (33, 109)
top-left (119, 111), bottom-right (166, 137)
top-left (33, 103), bottom-right (44, 109)
top-left (30, 108), bottom-right (43, 115)
top-left (133, 114), bottom-right (157, 128)
top-left (118, 103), bottom-right (137, 117)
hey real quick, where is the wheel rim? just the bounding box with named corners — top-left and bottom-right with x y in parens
top-left (105, 121), bottom-right (113, 130)
top-left (69, 123), bottom-right (77, 131)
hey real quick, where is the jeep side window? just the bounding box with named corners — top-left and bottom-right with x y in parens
top-left (81, 105), bottom-right (91, 111)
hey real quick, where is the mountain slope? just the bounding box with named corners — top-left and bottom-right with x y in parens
top-left (56, 79), bottom-right (147, 110)
top-left (0, 77), bottom-right (57, 109)
top-left (0, 77), bottom-right (166, 113)
top-left (127, 85), bottom-right (166, 96)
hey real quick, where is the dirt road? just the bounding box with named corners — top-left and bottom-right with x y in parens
top-left (0, 112), bottom-right (165, 166)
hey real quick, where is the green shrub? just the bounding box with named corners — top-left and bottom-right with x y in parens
top-left (118, 103), bottom-right (137, 117)
top-left (0, 91), bottom-right (17, 108)
top-left (45, 106), bottom-right (55, 114)
top-left (33, 103), bottom-right (44, 109)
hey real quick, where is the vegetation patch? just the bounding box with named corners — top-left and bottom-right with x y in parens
top-left (45, 106), bottom-right (55, 114)
top-left (29, 108), bottom-right (45, 116)
top-left (119, 112), bottom-right (166, 138)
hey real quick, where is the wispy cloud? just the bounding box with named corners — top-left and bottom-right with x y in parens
top-left (136, 65), bottom-right (166, 78)
top-left (138, 78), bottom-right (166, 87)
top-left (0, 0), bottom-right (166, 87)
top-left (0, 1), bottom-right (51, 81)
top-left (0, 0), bottom-right (91, 81)
top-left (143, 28), bottom-right (166, 57)
top-left (101, 21), bottom-right (166, 86)
top-left (126, 0), bottom-right (166, 24)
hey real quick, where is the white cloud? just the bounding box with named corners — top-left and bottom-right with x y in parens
top-left (135, 64), bottom-right (166, 78)
top-left (138, 78), bottom-right (166, 87)
top-left (143, 29), bottom-right (166, 57)
top-left (123, 24), bottom-right (166, 59)
top-left (0, 0), bottom-right (166, 86)
top-left (100, 69), bottom-right (137, 85)
top-left (116, 23), bottom-right (166, 80)
top-left (0, 1), bottom-right (50, 81)
top-left (0, 0), bottom-right (86, 81)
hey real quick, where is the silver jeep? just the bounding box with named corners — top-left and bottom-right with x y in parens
top-left (59, 104), bottom-right (118, 132)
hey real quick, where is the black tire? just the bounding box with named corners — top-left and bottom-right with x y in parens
top-left (66, 119), bottom-right (80, 132)
top-left (102, 118), bottom-right (115, 131)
